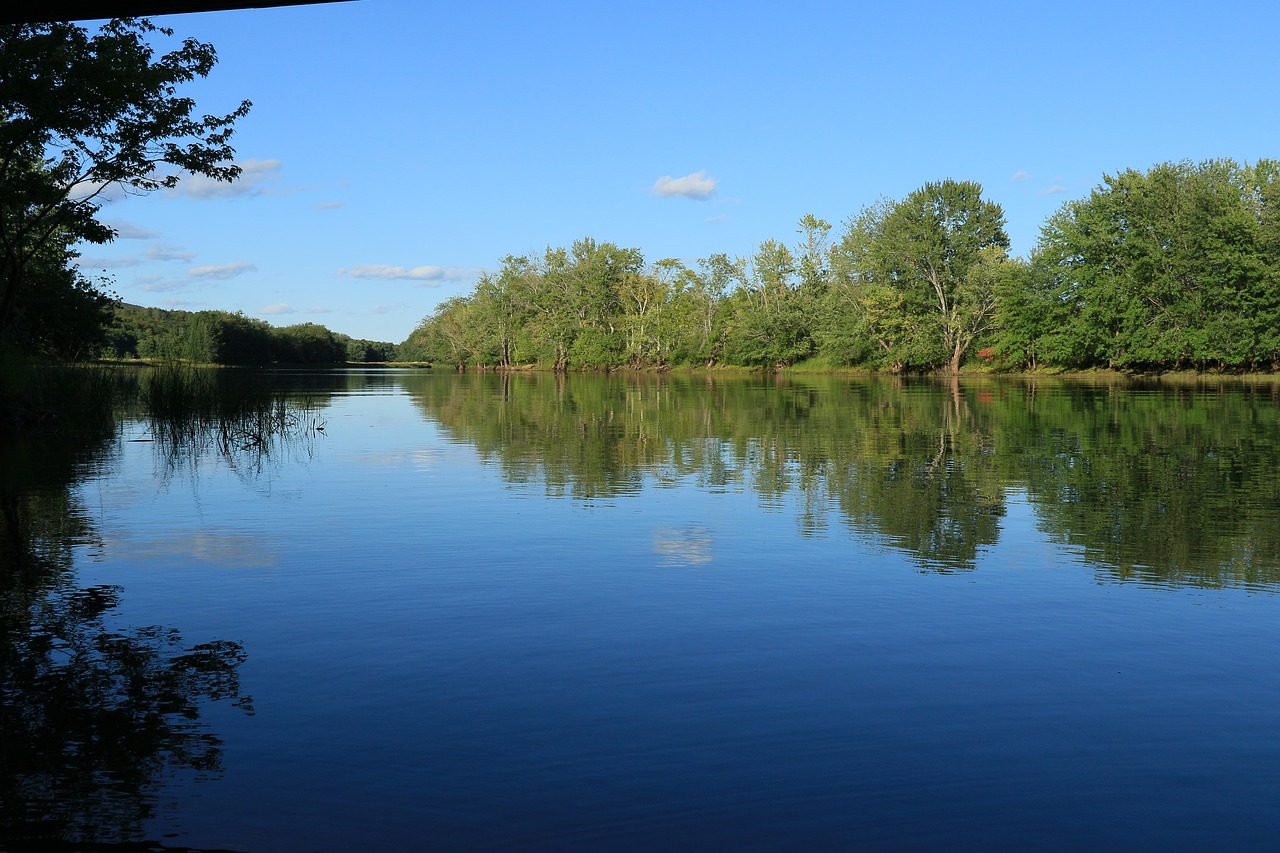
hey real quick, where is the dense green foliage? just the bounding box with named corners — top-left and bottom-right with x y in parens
top-left (0, 17), bottom-right (390, 371)
top-left (406, 163), bottom-right (1280, 374)
top-left (833, 181), bottom-right (1009, 371)
top-left (988, 159), bottom-right (1280, 371)
top-left (106, 303), bottom-right (396, 364)
top-left (0, 18), bottom-right (248, 352)
top-left (7, 237), bottom-right (117, 360)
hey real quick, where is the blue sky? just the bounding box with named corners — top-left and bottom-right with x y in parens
top-left (74, 0), bottom-right (1280, 344)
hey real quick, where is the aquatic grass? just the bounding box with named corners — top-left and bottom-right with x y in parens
top-left (140, 362), bottom-right (218, 419)
top-left (139, 363), bottom-right (326, 470)
top-left (211, 395), bottom-right (326, 454)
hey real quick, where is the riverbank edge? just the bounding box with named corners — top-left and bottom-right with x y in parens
top-left (366, 361), bottom-right (1280, 383)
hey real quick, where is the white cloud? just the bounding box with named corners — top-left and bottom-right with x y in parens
top-left (68, 180), bottom-right (129, 205)
top-left (260, 303), bottom-right (296, 315)
top-left (652, 170), bottom-right (717, 200)
top-left (1011, 170), bottom-right (1032, 181)
top-left (146, 242), bottom-right (196, 262)
top-left (339, 264), bottom-right (482, 285)
top-left (371, 303), bottom-right (408, 315)
top-left (170, 158), bottom-right (283, 200)
top-left (77, 243), bottom-right (194, 271)
top-left (1037, 185), bottom-right (1069, 196)
top-left (188, 261), bottom-right (257, 280)
top-left (104, 220), bottom-right (157, 239)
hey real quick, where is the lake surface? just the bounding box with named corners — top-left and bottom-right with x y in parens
top-left (4, 369), bottom-right (1280, 851)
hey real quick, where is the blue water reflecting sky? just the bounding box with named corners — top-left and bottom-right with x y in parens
top-left (64, 372), bottom-right (1280, 851)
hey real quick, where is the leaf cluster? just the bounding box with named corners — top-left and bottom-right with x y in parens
top-left (1, 18), bottom-right (250, 344)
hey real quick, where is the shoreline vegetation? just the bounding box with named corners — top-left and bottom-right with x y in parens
top-left (6, 19), bottom-right (1280, 414)
top-left (408, 360), bottom-right (1280, 381)
top-left (5, 158), bottom-right (1280, 429)
top-left (10, 158), bottom-right (1280, 386)
top-left (399, 162), bottom-right (1280, 377)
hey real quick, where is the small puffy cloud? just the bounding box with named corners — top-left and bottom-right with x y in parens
top-left (170, 158), bottom-right (283, 200)
top-left (189, 261), bottom-right (257, 280)
top-left (339, 264), bottom-right (482, 285)
top-left (652, 170), bottom-right (718, 200)
top-left (77, 242), bottom-right (193, 271)
top-left (260, 303), bottom-right (296, 315)
top-left (68, 180), bottom-right (129, 205)
top-left (146, 242), bottom-right (196, 262)
top-left (1011, 170), bottom-right (1032, 181)
top-left (139, 273), bottom-right (211, 294)
top-left (104, 220), bottom-right (157, 239)
top-left (1037, 185), bottom-right (1069, 196)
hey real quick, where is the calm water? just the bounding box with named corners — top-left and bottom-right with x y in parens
top-left (4, 369), bottom-right (1280, 851)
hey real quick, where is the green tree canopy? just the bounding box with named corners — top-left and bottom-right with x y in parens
top-left (1010, 159), bottom-right (1280, 371)
top-left (835, 180), bottom-right (1010, 371)
top-left (0, 18), bottom-right (250, 347)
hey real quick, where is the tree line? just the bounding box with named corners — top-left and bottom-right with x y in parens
top-left (106, 304), bottom-right (398, 364)
top-left (4, 21), bottom-right (1279, 375)
top-left (402, 161), bottom-right (1280, 374)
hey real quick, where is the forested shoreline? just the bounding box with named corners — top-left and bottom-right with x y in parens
top-left (5, 21), bottom-right (1280, 379)
top-left (105, 304), bottom-right (398, 365)
top-left (28, 157), bottom-right (1280, 375)
top-left (403, 160), bottom-right (1280, 375)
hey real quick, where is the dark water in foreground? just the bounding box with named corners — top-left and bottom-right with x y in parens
top-left (4, 369), bottom-right (1280, 851)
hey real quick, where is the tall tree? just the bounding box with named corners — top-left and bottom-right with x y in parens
top-left (0, 18), bottom-right (250, 347)
top-left (837, 180), bottom-right (1009, 371)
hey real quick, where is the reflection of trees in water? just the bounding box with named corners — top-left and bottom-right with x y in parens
top-left (408, 372), bottom-right (1280, 586)
top-left (1009, 382), bottom-right (1280, 588)
top-left (1, 579), bottom-right (251, 847)
top-left (2, 405), bottom-right (252, 848)
top-left (138, 365), bottom-right (330, 489)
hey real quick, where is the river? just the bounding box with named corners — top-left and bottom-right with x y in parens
top-left (3, 368), bottom-right (1280, 850)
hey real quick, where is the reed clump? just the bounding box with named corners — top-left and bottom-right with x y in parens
top-left (140, 363), bottom-right (325, 460)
